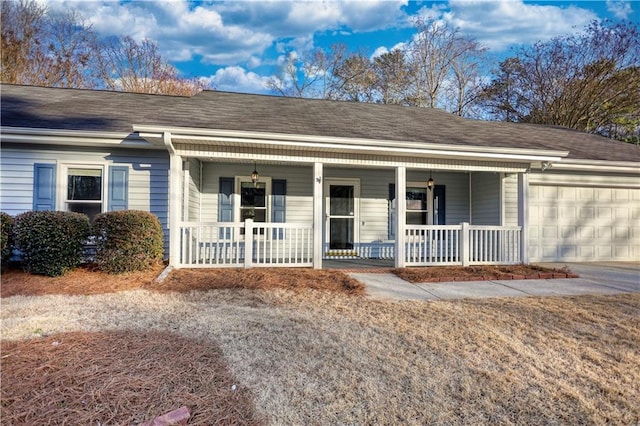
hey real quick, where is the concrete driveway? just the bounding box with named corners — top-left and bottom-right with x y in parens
top-left (353, 262), bottom-right (639, 301)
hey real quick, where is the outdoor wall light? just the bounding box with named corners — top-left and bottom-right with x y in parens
top-left (251, 161), bottom-right (260, 187)
top-left (427, 170), bottom-right (435, 190)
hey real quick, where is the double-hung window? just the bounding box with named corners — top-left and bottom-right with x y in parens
top-left (66, 167), bottom-right (103, 221)
top-left (236, 177), bottom-right (271, 234)
top-left (406, 186), bottom-right (429, 225)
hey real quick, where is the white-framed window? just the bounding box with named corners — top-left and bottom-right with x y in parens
top-left (406, 181), bottom-right (434, 225)
top-left (62, 164), bottom-right (106, 221)
top-left (235, 176), bottom-right (271, 234)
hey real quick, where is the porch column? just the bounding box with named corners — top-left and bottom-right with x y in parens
top-left (312, 162), bottom-right (324, 269)
top-left (164, 132), bottom-right (183, 268)
top-left (395, 166), bottom-right (406, 268)
top-left (517, 172), bottom-right (529, 264)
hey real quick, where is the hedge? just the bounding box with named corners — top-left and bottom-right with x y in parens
top-left (1, 212), bottom-right (14, 269)
top-left (93, 210), bottom-right (164, 273)
top-left (13, 211), bottom-right (90, 277)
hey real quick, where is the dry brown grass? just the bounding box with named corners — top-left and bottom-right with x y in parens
top-left (1, 331), bottom-right (262, 425)
top-left (0, 269), bottom-right (640, 425)
top-left (2, 285), bottom-right (638, 425)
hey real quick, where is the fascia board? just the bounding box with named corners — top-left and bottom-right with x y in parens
top-left (0, 126), bottom-right (162, 148)
top-left (133, 124), bottom-right (569, 162)
top-left (550, 159), bottom-right (640, 174)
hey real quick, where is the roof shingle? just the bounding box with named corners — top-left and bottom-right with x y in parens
top-left (2, 84), bottom-right (638, 162)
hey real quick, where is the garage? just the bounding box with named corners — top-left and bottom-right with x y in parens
top-left (529, 181), bottom-right (640, 262)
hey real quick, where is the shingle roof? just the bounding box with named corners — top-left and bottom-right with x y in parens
top-left (2, 84), bottom-right (638, 162)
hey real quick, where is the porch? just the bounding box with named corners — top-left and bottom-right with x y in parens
top-left (132, 125), bottom-right (565, 269)
top-left (177, 220), bottom-right (522, 268)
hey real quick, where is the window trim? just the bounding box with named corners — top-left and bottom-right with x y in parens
top-left (233, 175), bottom-right (272, 223)
top-left (406, 180), bottom-right (435, 225)
top-left (57, 162), bottom-right (107, 218)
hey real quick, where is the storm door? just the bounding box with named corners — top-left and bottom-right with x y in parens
top-left (325, 179), bottom-right (360, 251)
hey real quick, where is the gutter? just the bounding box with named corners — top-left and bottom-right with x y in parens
top-left (133, 124), bottom-right (569, 163)
top-left (0, 126), bottom-right (162, 149)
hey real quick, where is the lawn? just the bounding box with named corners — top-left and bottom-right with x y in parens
top-left (1, 267), bottom-right (638, 424)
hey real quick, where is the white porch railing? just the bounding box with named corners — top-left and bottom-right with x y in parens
top-left (469, 225), bottom-right (521, 265)
top-left (405, 223), bottom-right (521, 267)
top-left (178, 219), bottom-right (313, 268)
top-left (177, 220), bottom-right (521, 268)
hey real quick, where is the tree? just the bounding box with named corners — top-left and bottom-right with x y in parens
top-left (481, 20), bottom-right (640, 140)
top-left (404, 17), bottom-right (488, 116)
top-left (95, 36), bottom-right (206, 96)
top-left (372, 49), bottom-right (412, 105)
top-left (1, 0), bottom-right (96, 88)
top-left (267, 44), bottom-right (346, 99)
top-left (330, 53), bottom-right (377, 102)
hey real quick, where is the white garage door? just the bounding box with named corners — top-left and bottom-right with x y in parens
top-left (529, 185), bottom-right (640, 262)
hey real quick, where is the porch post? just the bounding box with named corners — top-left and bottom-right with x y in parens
top-left (395, 166), bottom-right (406, 268)
top-left (312, 162), bottom-right (324, 269)
top-left (166, 138), bottom-right (183, 267)
top-left (517, 172), bottom-right (530, 264)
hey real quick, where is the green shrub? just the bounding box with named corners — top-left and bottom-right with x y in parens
top-left (93, 210), bottom-right (164, 273)
top-left (13, 211), bottom-right (90, 276)
top-left (1, 212), bottom-right (14, 269)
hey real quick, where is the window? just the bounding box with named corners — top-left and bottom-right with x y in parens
top-left (240, 181), bottom-right (267, 222)
top-left (236, 177), bottom-right (271, 235)
top-left (406, 186), bottom-right (429, 225)
top-left (66, 167), bottom-right (103, 221)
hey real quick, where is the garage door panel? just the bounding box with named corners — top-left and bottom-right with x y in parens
top-left (542, 226), bottom-right (557, 238)
top-left (578, 188), bottom-right (595, 200)
top-left (579, 206), bottom-right (595, 218)
top-left (530, 184), bottom-right (639, 262)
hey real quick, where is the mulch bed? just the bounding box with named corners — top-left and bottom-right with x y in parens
top-left (1, 263), bottom-right (574, 298)
top-left (393, 264), bottom-right (577, 283)
top-left (0, 263), bottom-right (167, 298)
top-left (157, 268), bottom-right (366, 295)
top-left (0, 330), bottom-right (262, 425)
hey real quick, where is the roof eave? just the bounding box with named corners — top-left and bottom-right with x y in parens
top-left (133, 125), bottom-right (569, 163)
top-left (0, 126), bottom-right (163, 149)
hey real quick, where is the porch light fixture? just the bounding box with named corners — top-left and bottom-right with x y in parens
top-left (427, 171), bottom-right (435, 190)
top-left (251, 162), bottom-right (260, 187)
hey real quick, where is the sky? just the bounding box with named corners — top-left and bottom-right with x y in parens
top-left (45, 0), bottom-right (638, 94)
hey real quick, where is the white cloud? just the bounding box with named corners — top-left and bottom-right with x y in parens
top-left (370, 42), bottom-right (407, 59)
top-left (606, 0), bottom-right (633, 19)
top-left (203, 66), bottom-right (270, 94)
top-left (53, 0), bottom-right (409, 67)
top-left (432, 0), bottom-right (598, 51)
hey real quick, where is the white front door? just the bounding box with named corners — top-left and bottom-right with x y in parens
top-left (324, 179), bottom-right (360, 253)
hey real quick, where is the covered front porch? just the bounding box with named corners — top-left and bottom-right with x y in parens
top-left (134, 126), bottom-right (567, 269)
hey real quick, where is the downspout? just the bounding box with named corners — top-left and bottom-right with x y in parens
top-left (199, 160), bottom-right (203, 222)
top-left (164, 132), bottom-right (182, 267)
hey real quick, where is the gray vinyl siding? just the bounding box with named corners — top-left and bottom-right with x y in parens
top-left (503, 173), bottom-right (519, 226)
top-left (471, 172), bottom-right (501, 225)
top-left (201, 162), bottom-right (313, 224)
top-left (0, 145), bottom-right (170, 251)
top-left (187, 158), bottom-right (201, 221)
top-left (198, 164), bottom-right (475, 243)
top-left (423, 171), bottom-right (470, 225)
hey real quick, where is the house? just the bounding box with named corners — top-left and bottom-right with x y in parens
top-left (1, 84), bottom-right (639, 269)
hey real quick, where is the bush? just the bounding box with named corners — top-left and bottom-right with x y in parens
top-left (13, 211), bottom-right (90, 276)
top-left (1, 212), bottom-right (14, 269)
top-left (94, 210), bottom-right (164, 273)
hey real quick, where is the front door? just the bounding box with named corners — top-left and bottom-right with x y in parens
top-left (325, 179), bottom-right (360, 253)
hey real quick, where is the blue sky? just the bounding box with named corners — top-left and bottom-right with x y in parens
top-left (48, 0), bottom-right (637, 94)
